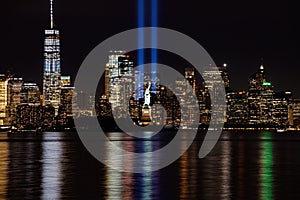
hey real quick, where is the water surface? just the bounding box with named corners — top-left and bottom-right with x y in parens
top-left (1, 131), bottom-right (300, 199)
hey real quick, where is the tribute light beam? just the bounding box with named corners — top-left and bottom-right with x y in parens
top-left (137, 0), bottom-right (158, 96)
top-left (151, 0), bottom-right (157, 92)
top-left (137, 0), bottom-right (145, 99)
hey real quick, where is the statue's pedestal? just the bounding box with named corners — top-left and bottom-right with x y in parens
top-left (139, 107), bottom-right (152, 126)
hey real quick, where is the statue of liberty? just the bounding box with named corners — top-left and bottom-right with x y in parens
top-left (143, 82), bottom-right (151, 108)
top-left (140, 82), bottom-right (152, 125)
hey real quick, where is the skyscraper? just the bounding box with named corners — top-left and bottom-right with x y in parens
top-left (248, 64), bottom-right (275, 125)
top-left (202, 66), bottom-right (226, 124)
top-left (0, 74), bottom-right (7, 125)
top-left (226, 91), bottom-right (248, 125)
top-left (106, 50), bottom-right (126, 102)
top-left (219, 64), bottom-right (230, 91)
top-left (6, 76), bottom-right (23, 125)
top-left (109, 53), bottom-right (135, 118)
top-left (185, 67), bottom-right (196, 94)
top-left (43, 0), bottom-right (61, 115)
top-left (20, 82), bottom-right (41, 105)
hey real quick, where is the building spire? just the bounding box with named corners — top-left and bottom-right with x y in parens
top-left (50, 0), bottom-right (54, 29)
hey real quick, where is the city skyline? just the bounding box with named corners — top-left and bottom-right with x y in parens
top-left (1, 0), bottom-right (299, 96)
top-left (0, 0), bottom-right (299, 130)
top-left (1, 1), bottom-right (300, 199)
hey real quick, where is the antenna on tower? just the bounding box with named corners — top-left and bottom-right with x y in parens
top-left (50, 0), bottom-right (54, 29)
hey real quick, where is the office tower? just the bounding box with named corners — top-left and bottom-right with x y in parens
top-left (174, 77), bottom-right (198, 128)
top-left (185, 67), bottom-right (196, 93)
top-left (202, 66), bottom-right (226, 124)
top-left (249, 64), bottom-right (266, 90)
top-left (0, 74), bottom-right (7, 125)
top-left (20, 82), bottom-right (41, 105)
top-left (219, 64), bottom-right (230, 91)
top-left (202, 66), bottom-right (224, 101)
top-left (285, 91), bottom-right (294, 126)
top-left (60, 86), bottom-right (74, 116)
top-left (107, 50), bottom-right (126, 107)
top-left (117, 55), bottom-right (135, 117)
top-left (248, 64), bottom-right (274, 125)
top-left (6, 76), bottom-right (23, 125)
top-left (248, 89), bottom-right (261, 124)
top-left (248, 64), bottom-right (266, 124)
top-left (290, 98), bottom-right (300, 129)
top-left (108, 51), bottom-right (126, 80)
top-left (57, 86), bottom-right (74, 127)
top-left (43, 0), bottom-right (61, 115)
top-left (107, 51), bottom-right (136, 119)
top-left (260, 82), bottom-right (274, 125)
top-left (60, 75), bottom-right (71, 87)
top-left (226, 91), bottom-right (248, 125)
top-left (273, 91), bottom-right (290, 128)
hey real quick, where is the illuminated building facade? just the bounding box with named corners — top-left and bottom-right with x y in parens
top-left (106, 51), bottom-right (135, 119)
top-left (107, 50), bottom-right (126, 107)
top-left (260, 82), bottom-right (274, 125)
top-left (174, 77), bottom-right (198, 128)
top-left (290, 98), bottom-right (300, 129)
top-left (202, 66), bottom-right (226, 124)
top-left (273, 91), bottom-right (291, 127)
top-left (185, 67), bottom-right (196, 94)
top-left (248, 64), bottom-right (274, 125)
top-left (16, 105), bottom-right (55, 130)
top-left (117, 55), bottom-right (135, 115)
top-left (43, 0), bottom-right (61, 115)
top-left (60, 76), bottom-right (71, 87)
top-left (0, 74), bottom-right (7, 125)
top-left (16, 105), bottom-right (43, 129)
top-left (57, 86), bottom-right (74, 127)
top-left (226, 91), bottom-right (248, 125)
top-left (20, 82), bottom-right (41, 105)
top-left (219, 64), bottom-right (230, 91)
top-left (6, 76), bottom-right (23, 125)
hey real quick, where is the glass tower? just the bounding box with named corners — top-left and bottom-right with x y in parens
top-left (43, 0), bottom-right (61, 115)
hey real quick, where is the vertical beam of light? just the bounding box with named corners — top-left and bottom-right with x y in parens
top-left (137, 0), bottom-right (145, 99)
top-left (151, 0), bottom-right (157, 92)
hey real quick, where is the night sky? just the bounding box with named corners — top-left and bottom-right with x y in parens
top-left (1, 0), bottom-right (299, 96)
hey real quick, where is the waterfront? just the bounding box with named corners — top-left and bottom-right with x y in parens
top-left (1, 131), bottom-right (300, 199)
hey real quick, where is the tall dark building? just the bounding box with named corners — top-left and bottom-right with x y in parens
top-left (42, 0), bottom-right (61, 115)
top-left (218, 64), bottom-right (230, 91)
top-left (226, 91), bottom-right (248, 125)
top-left (249, 64), bottom-right (266, 90)
top-left (185, 67), bottom-right (196, 93)
top-left (273, 91), bottom-right (290, 128)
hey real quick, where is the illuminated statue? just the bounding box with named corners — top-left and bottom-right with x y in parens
top-left (143, 82), bottom-right (151, 108)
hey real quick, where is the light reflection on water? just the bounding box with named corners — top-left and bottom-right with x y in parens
top-left (42, 135), bottom-right (63, 199)
top-left (0, 142), bottom-right (8, 199)
top-left (0, 131), bottom-right (300, 199)
top-left (259, 133), bottom-right (273, 200)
